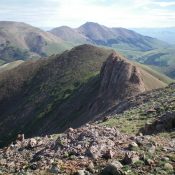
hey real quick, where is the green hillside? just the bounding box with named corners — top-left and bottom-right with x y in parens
top-left (0, 21), bottom-right (74, 63)
top-left (112, 46), bottom-right (175, 79)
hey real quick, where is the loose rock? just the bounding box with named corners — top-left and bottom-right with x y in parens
top-left (101, 160), bottom-right (123, 175)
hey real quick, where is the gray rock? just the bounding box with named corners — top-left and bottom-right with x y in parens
top-left (102, 150), bottom-right (115, 159)
top-left (28, 138), bottom-right (37, 148)
top-left (164, 163), bottom-right (173, 170)
top-left (123, 152), bottom-right (139, 164)
top-left (161, 157), bottom-right (169, 161)
top-left (29, 163), bottom-right (38, 170)
top-left (129, 142), bottom-right (138, 150)
top-left (145, 159), bottom-right (154, 165)
top-left (148, 145), bottom-right (156, 154)
top-left (75, 170), bottom-right (91, 175)
top-left (87, 162), bottom-right (95, 173)
top-left (49, 165), bottom-right (61, 174)
top-left (101, 161), bottom-right (123, 175)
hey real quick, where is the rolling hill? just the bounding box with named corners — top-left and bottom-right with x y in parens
top-left (50, 26), bottom-right (90, 44)
top-left (0, 21), bottom-right (74, 63)
top-left (135, 46), bottom-right (175, 78)
top-left (0, 44), bottom-right (172, 147)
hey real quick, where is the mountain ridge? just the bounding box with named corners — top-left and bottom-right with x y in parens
top-left (50, 22), bottom-right (169, 52)
top-left (0, 44), bottom-right (172, 148)
top-left (0, 21), bottom-right (74, 62)
top-left (0, 76), bottom-right (174, 175)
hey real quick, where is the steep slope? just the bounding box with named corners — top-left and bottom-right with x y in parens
top-left (0, 21), bottom-right (74, 63)
top-left (94, 53), bottom-right (146, 105)
top-left (0, 45), bottom-right (171, 147)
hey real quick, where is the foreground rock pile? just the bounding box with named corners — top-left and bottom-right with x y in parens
top-left (0, 124), bottom-right (174, 174)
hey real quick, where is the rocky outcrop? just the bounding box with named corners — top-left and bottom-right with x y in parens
top-left (140, 111), bottom-right (175, 135)
top-left (89, 53), bottom-right (146, 115)
top-left (99, 52), bottom-right (145, 101)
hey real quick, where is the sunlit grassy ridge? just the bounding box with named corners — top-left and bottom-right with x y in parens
top-left (101, 84), bottom-right (175, 138)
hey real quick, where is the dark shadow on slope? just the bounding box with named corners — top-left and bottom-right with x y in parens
top-left (139, 111), bottom-right (175, 135)
top-left (0, 75), bottom-right (102, 148)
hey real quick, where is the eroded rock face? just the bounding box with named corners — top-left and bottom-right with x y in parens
top-left (99, 53), bottom-right (145, 102)
top-left (89, 53), bottom-right (146, 115)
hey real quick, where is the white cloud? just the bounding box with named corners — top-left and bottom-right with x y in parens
top-left (154, 1), bottom-right (175, 7)
top-left (0, 0), bottom-right (174, 28)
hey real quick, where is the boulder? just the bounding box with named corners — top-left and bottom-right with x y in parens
top-left (123, 152), bottom-right (139, 164)
top-left (164, 163), bottom-right (174, 171)
top-left (28, 138), bottom-right (37, 148)
top-left (49, 164), bottom-right (61, 174)
top-left (101, 161), bottom-right (123, 175)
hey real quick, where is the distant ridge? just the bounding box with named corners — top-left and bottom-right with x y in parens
top-left (0, 21), bottom-right (74, 62)
top-left (50, 22), bottom-right (168, 51)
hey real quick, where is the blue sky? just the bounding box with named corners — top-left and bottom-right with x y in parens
top-left (0, 0), bottom-right (175, 28)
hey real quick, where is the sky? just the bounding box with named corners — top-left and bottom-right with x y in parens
top-left (0, 0), bottom-right (175, 29)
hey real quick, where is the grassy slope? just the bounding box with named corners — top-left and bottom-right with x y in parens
top-left (100, 84), bottom-right (175, 174)
top-left (101, 84), bottom-right (175, 137)
top-left (44, 41), bottom-right (74, 56)
top-left (0, 21), bottom-right (75, 63)
top-left (134, 62), bottom-right (174, 84)
top-left (115, 46), bottom-right (175, 79)
top-left (134, 47), bottom-right (175, 78)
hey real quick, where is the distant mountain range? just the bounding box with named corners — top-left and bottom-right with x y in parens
top-left (50, 22), bottom-right (168, 52)
top-left (0, 21), bottom-right (170, 64)
top-left (0, 21), bottom-right (74, 63)
top-left (0, 21), bottom-right (174, 79)
top-left (132, 27), bottom-right (175, 44)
